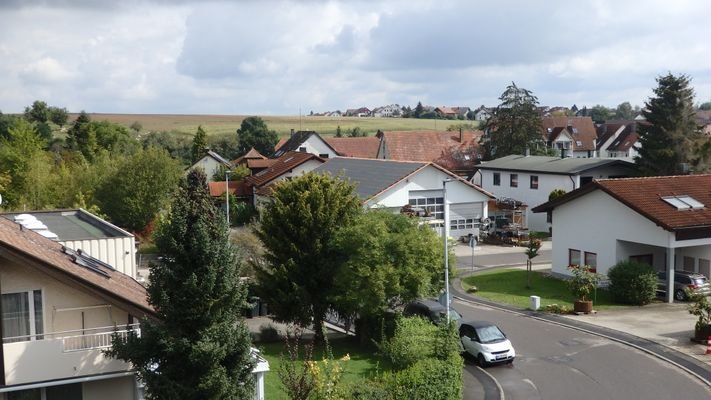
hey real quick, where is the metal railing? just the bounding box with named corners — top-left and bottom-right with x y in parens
top-left (2, 324), bottom-right (141, 353)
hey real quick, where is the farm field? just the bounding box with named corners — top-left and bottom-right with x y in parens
top-left (78, 113), bottom-right (477, 137)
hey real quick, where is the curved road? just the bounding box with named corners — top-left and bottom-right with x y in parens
top-left (454, 299), bottom-right (711, 400)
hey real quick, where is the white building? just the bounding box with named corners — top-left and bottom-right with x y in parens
top-left (473, 155), bottom-right (637, 232)
top-left (312, 157), bottom-right (495, 239)
top-left (533, 175), bottom-right (711, 303)
top-left (273, 131), bottom-right (339, 159)
top-left (190, 150), bottom-right (233, 182)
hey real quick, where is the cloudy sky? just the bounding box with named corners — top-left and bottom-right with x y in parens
top-left (1, 0), bottom-right (710, 115)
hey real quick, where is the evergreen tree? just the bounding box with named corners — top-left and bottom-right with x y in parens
top-left (109, 169), bottom-right (254, 400)
top-left (191, 125), bottom-right (208, 164)
top-left (335, 125), bottom-right (343, 137)
top-left (66, 111), bottom-right (93, 155)
top-left (255, 173), bottom-right (361, 343)
top-left (414, 101), bottom-right (424, 118)
top-left (480, 82), bottom-right (544, 160)
top-left (635, 73), bottom-right (698, 176)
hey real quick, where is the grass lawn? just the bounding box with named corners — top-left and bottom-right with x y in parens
top-left (461, 268), bottom-right (629, 311)
top-left (76, 113), bottom-right (475, 137)
top-left (257, 337), bottom-right (390, 400)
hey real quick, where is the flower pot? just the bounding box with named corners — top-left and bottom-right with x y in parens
top-left (694, 324), bottom-right (711, 343)
top-left (573, 300), bottom-right (593, 314)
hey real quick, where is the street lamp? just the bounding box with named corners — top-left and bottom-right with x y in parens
top-left (443, 178), bottom-right (452, 323)
top-left (225, 170), bottom-right (232, 230)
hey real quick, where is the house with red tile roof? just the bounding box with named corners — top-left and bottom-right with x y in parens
top-left (274, 131), bottom-right (379, 159)
top-left (533, 175), bottom-right (711, 303)
top-left (376, 130), bottom-right (483, 176)
top-left (232, 147), bottom-right (276, 175)
top-left (596, 120), bottom-right (645, 159)
top-left (542, 117), bottom-right (598, 158)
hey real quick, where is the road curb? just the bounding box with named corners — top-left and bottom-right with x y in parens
top-left (451, 277), bottom-right (711, 389)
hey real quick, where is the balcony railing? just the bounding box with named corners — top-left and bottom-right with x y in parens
top-left (2, 324), bottom-right (141, 352)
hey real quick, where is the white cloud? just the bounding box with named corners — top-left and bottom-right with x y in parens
top-left (0, 0), bottom-right (710, 114)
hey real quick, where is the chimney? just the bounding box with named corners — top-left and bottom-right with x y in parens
top-left (290, 128), bottom-right (294, 137)
top-left (459, 127), bottom-right (463, 143)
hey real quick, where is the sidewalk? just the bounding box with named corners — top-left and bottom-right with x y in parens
top-left (453, 240), bottom-right (552, 258)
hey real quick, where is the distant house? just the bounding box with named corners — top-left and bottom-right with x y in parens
top-left (473, 106), bottom-right (492, 121)
top-left (248, 151), bottom-right (326, 207)
top-left (532, 175), bottom-right (711, 304)
top-left (345, 107), bottom-right (371, 117)
top-left (453, 107), bottom-right (471, 118)
top-left (434, 107), bottom-right (458, 118)
top-left (542, 117), bottom-right (598, 158)
top-left (473, 155), bottom-right (637, 232)
top-left (232, 148), bottom-right (276, 175)
top-left (376, 130), bottom-right (483, 177)
top-left (696, 110), bottom-right (711, 136)
top-left (312, 157), bottom-right (495, 239)
top-left (1, 209), bottom-right (137, 279)
top-left (596, 121), bottom-right (645, 159)
top-left (273, 131), bottom-right (340, 158)
top-left (372, 104), bottom-right (401, 118)
top-left (190, 149), bottom-right (233, 181)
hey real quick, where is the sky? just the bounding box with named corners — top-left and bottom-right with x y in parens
top-left (1, 0), bottom-right (711, 115)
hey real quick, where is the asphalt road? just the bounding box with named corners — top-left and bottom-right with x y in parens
top-left (455, 247), bottom-right (552, 271)
top-left (454, 299), bottom-right (711, 400)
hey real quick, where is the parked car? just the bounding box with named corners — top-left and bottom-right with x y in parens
top-left (657, 271), bottom-right (711, 301)
top-left (403, 298), bottom-right (462, 325)
top-left (459, 320), bottom-right (515, 367)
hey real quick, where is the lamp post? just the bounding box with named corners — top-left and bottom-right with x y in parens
top-left (225, 170), bottom-right (232, 230)
top-left (443, 178), bottom-right (452, 323)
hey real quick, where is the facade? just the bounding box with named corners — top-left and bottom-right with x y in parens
top-left (0, 216), bottom-right (154, 399)
top-left (596, 121), bottom-right (643, 159)
top-left (312, 158), bottom-right (494, 239)
top-left (532, 175), bottom-right (711, 303)
top-left (473, 155), bottom-right (637, 232)
top-left (190, 150), bottom-right (233, 182)
top-left (542, 117), bottom-right (598, 158)
top-left (248, 152), bottom-right (326, 207)
top-left (1, 210), bottom-right (137, 279)
top-left (273, 131), bottom-right (339, 159)
top-left (372, 104), bottom-right (401, 118)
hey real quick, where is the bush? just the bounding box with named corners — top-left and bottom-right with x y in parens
top-left (381, 354), bottom-right (463, 400)
top-left (232, 202), bottom-right (257, 225)
top-left (377, 316), bottom-right (437, 369)
top-left (607, 261), bottom-right (657, 305)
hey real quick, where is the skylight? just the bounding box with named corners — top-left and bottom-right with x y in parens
top-left (662, 195), bottom-right (705, 210)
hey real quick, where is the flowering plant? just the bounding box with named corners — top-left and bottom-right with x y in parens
top-left (567, 265), bottom-right (601, 301)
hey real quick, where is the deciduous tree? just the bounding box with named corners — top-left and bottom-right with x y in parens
top-left (480, 82), bottom-right (544, 159)
top-left (236, 116), bottom-right (278, 157)
top-left (255, 173), bottom-right (361, 343)
top-left (635, 73), bottom-right (699, 176)
top-left (109, 168), bottom-right (254, 400)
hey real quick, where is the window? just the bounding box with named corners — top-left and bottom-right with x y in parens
top-left (510, 174), bottom-right (518, 188)
top-left (408, 196), bottom-right (444, 219)
top-left (2, 290), bottom-right (43, 343)
top-left (8, 383), bottom-right (82, 400)
top-left (318, 153), bottom-right (329, 158)
top-left (298, 146), bottom-right (307, 152)
top-left (450, 218), bottom-right (474, 231)
top-left (584, 252), bottom-right (597, 268)
top-left (530, 175), bottom-right (539, 189)
top-left (569, 249), bottom-right (581, 267)
top-left (493, 172), bottom-right (500, 186)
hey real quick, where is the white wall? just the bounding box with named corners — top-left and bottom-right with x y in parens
top-left (302, 136), bottom-right (338, 158)
top-left (83, 376), bottom-right (137, 400)
top-left (62, 237), bottom-right (136, 279)
top-left (194, 156), bottom-right (226, 181)
top-left (550, 190), bottom-right (673, 276)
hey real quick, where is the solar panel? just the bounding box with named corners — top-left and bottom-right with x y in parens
top-left (662, 196), bottom-right (690, 210)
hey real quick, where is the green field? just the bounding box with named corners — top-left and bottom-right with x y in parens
top-left (78, 113), bottom-right (473, 137)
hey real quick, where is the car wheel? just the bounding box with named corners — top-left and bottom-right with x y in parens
top-left (477, 354), bottom-right (488, 368)
top-left (675, 289), bottom-right (687, 301)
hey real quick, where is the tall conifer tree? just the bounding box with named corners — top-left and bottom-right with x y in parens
top-left (109, 169), bottom-right (254, 400)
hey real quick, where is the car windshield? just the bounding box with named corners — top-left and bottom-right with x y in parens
top-left (437, 309), bottom-right (462, 321)
top-left (475, 325), bottom-right (506, 343)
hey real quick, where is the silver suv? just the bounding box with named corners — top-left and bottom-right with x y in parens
top-left (657, 271), bottom-right (711, 301)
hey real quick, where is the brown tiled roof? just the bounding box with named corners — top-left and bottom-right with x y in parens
top-left (533, 175), bottom-right (711, 231)
top-left (246, 151), bottom-right (324, 187)
top-left (247, 158), bottom-right (276, 169)
top-left (324, 137), bottom-right (381, 158)
top-left (208, 180), bottom-right (252, 197)
top-left (233, 147), bottom-right (267, 164)
top-left (0, 218), bottom-right (153, 317)
top-left (542, 117), bottom-right (597, 151)
top-left (607, 130), bottom-right (639, 152)
top-left (379, 130), bottom-right (482, 172)
top-left (274, 137), bottom-right (288, 151)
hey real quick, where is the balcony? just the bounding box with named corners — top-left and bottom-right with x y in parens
top-left (3, 324), bottom-right (139, 386)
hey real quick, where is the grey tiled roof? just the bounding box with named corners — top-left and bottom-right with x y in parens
top-left (476, 155), bottom-right (636, 175)
top-left (312, 158), bottom-right (426, 200)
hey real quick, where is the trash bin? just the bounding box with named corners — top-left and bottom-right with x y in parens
top-left (259, 301), bottom-right (268, 316)
top-left (529, 295), bottom-right (540, 311)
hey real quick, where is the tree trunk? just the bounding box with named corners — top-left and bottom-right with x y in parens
top-left (313, 316), bottom-right (325, 344)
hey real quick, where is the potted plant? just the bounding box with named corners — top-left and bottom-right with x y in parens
top-left (687, 291), bottom-right (711, 342)
top-left (568, 265), bottom-right (601, 313)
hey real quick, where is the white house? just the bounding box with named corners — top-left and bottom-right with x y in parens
top-left (190, 150), bottom-right (233, 181)
top-left (372, 104), bottom-right (401, 118)
top-left (273, 131), bottom-right (339, 159)
top-left (532, 175), bottom-right (711, 303)
top-left (249, 151), bottom-right (326, 207)
top-left (473, 155), bottom-right (637, 232)
top-left (473, 106), bottom-right (491, 121)
top-left (596, 121), bottom-right (642, 159)
top-left (312, 157), bottom-right (495, 239)
top-left (542, 117), bottom-right (598, 158)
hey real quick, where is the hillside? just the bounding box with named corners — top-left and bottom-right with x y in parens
top-left (78, 113), bottom-right (477, 137)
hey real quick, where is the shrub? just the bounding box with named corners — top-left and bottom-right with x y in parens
top-left (688, 292), bottom-right (711, 331)
top-left (568, 265), bottom-right (602, 301)
top-left (233, 202), bottom-right (257, 225)
top-left (377, 316), bottom-right (437, 369)
top-left (381, 354), bottom-right (463, 400)
top-left (543, 304), bottom-right (570, 314)
top-left (607, 261), bottom-right (657, 305)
